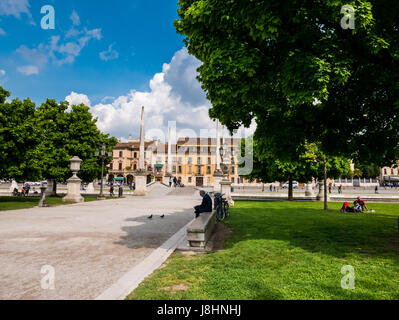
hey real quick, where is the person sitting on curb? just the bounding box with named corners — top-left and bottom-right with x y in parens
top-left (194, 190), bottom-right (213, 218)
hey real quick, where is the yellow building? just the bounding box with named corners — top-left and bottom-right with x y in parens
top-left (108, 137), bottom-right (240, 187)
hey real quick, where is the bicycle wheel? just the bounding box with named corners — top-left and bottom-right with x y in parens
top-left (216, 204), bottom-right (225, 221)
top-left (223, 201), bottom-right (230, 218)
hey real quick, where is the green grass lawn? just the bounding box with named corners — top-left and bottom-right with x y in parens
top-left (127, 201), bottom-right (399, 300)
top-left (0, 195), bottom-right (113, 211)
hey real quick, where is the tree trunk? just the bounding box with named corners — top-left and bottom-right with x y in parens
top-left (324, 158), bottom-right (328, 210)
top-left (52, 180), bottom-right (57, 196)
top-left (288, 178), bottom-right (294, 201)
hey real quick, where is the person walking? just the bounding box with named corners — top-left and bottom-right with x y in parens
top-left (24, 183), bottom-right (30, 196)
top-left (169, 177), bottom-right (172, 188)
top-left (110, 183), bottom-right (115, 197)
top-left (269, 184), bottom-right (273, 192)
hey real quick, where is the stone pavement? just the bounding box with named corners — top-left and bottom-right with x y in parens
top-left (0, 184), bottom-right (201, 300)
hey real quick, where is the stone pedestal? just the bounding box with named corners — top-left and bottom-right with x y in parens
top-left (317, 182), bottom-right (330, 202)
top-left (134, 172), bottom-right (147, 196)
top-left (220, 180), bottom-right (234, 206)
top-left (63, 176), bottom-right (84, 203)
top-left (9, 180), bottom-right (18, 193)
top-left (305, 183), bottom-right (315, 197)
top-left (213, 170), bottom-right (224, 193)
top-left (45, 180), bottom-right (55, 196)
top-left (86, 182), bottom-right (95, 194)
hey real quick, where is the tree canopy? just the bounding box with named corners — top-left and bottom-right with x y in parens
top-left (175, 0), bottom-right (399, 166)
top-left (0, 86), bottom-right (117, 187)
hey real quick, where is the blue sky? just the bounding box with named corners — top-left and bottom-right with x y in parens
top-left (0, 0), bottom-right (184, 104)
top-left (0, 0), bottom-right (254, 140)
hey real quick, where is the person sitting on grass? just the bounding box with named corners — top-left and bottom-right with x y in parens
top-left (354, 196), bottom-right (368, 212)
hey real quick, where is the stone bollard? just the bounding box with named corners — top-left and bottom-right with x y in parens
top-left (38, 182), bottom-right (49, 207)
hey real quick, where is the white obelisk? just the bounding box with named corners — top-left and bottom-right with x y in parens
top-left (134, 106), bottom-right (147, 196)
top-left (213, 120), bottom-right (224, 192)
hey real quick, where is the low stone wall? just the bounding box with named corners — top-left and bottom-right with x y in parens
top-left (186, 210), bottom-right (217, 249)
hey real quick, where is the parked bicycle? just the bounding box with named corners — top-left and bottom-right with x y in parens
top-left (214, 193), bottom-right (230, 221)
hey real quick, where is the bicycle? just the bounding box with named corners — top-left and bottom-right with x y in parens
top-left (214, 193), bottom-right (230, 221)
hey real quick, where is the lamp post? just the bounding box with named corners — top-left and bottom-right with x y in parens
top-left (96, 144), bottom-right (112, 200)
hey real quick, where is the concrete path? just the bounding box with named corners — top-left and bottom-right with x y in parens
top-left (0, 184), bottom-right (200, 300)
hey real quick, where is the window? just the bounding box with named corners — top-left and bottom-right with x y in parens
top-left (118, 163), bottom-right (122, 171)
top-left (133, 164), bottom-right (137, 170)
top-left (207, 166), bottom-right (211, 174)
top-left (208, 157), bottom-right (211, 164)
top-left (188, 157), bottom-right (192, 164)
top-left (173, 165), bottom-right (176, 173)
top-left (232, 166), bottom-right (235, 174)
top-left (197, 157), bottom-right (201, 164)
top-left (178, 157), bottom-right (183, 164)
top-left (119, 151), bottom-right (123, 157)
top-left (232, 177), bottom-right (235, 183)
top-left (188, 177), bottom-right (192, 183)
top-left (110, 163), bottom-right (113, 170)
top-left (178, 166), bottom-right (182, 174)
top-left (384, 169), bottom-right (387, 175)
top-left (197, 166), bottom-right (201, 174)
top-left (134, 152), bottom-right (137, 158)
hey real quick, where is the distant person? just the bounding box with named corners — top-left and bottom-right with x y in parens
top-left (169, 177), bottom-right (172, 187)
top-left (24, 183), bottom-right (30, 196)
top-left (194, 190), bottom-right (213, 218)
top-left (173, 177), bottom-right (177, 187)
top-left (273, 186), bottom-right (276, 192)
top-left (338, 185), bottom-right (342, 194)
top-left (269, 184), bottom-right (273, 192)
top-left (110, 183), bottom-right (115, 197)
top-left (354, 196), bottom-right (368, 212)
top-left (375, 185), bottom-right (379, 194)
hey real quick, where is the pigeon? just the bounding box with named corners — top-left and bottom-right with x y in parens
top-left (148, 215), bottom-right (153, 219)
top-left (160, 214), bottom-right (165, 218)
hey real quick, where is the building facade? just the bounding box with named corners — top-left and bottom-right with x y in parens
top-left (108, 137), bottom-right (241, 187)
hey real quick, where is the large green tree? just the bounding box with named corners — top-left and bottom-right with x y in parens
top-left (0, 86), bottom-right (41, 180)
top-left (33, 99), bottom-right (117, 194)
top-left (175, 0), bottom-right (399, 166)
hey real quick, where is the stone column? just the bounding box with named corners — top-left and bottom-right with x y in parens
top-left (213, 120), bottom-right (224, 192)
top-left (134, 106), bottom-right (148, 196)
top-left (164, 126), bottom-right (172, 185)
top-left (63, 156), bottom-right (84, 203)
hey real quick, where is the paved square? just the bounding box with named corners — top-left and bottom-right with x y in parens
top-left (0, 185), bottom-right (199, 300)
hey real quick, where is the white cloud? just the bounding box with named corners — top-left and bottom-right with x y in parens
top-left (65, 48), bottom-right (255, 141)
top-left (16, 20), bottom-right (102, 70)
top-left (70, 10), bottom-right (80, 26)
top-left (0, 69), bottom-right (5, 76)
top-left (99, 44), bottom-right (119, 61)
top-left (65, 92), bottom-right (91, 107)
top-left (17, 65), bottom-right (38, 75)
top-left (0, 0), bottom-right (31, 19)
top-left (0, 28), bottom-right (5, 36)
